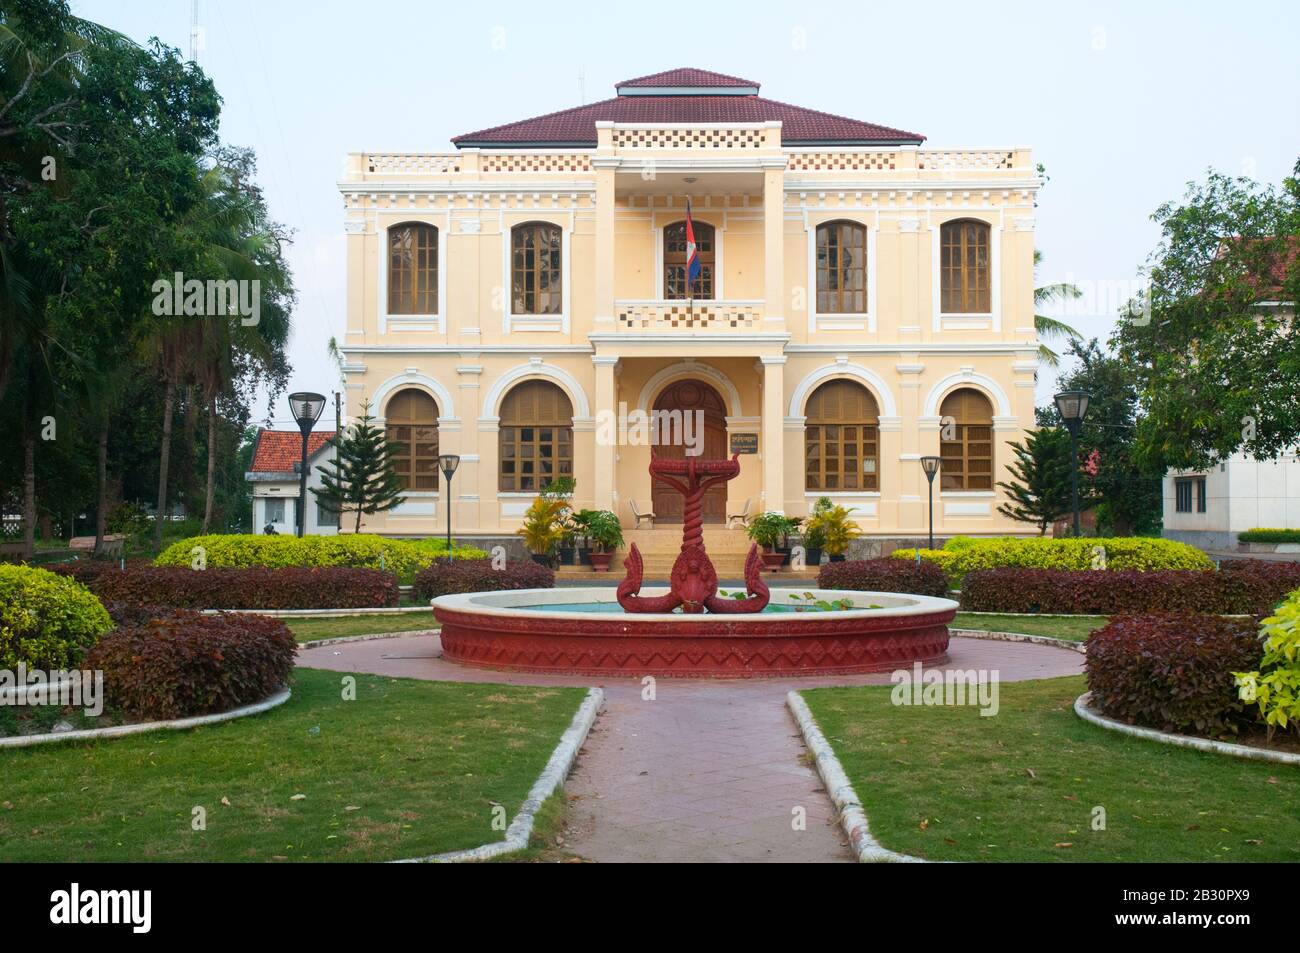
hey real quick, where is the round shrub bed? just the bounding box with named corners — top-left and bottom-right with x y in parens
top-left (0, 564), bottom-right (113, 669)
top-left (960, 563), bottom-right (1300, 615)
top-left (893, 536), bottom-right (1212, 574)
top-left (52, 564), bottom-right (398, 610)
top-left (88, 606), bottom-right (297, 721)
top-left (1085, 614), bottom-right (1263, 737)
top-left (816, 558), bottom-right (950, 598)
top-left (154, 533), bottom-right (487, 576)
top-left (413, 558), bottom-right (554, 602)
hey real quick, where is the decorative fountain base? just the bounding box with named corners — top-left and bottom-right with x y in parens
top-left (433, 587), bottom-right (956, 678)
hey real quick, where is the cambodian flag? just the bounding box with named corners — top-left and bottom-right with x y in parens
top-left (685, 200), bottom-right (701, 294)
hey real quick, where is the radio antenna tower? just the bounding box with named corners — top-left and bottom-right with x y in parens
top-left (189, 0), bottom-right (200, 63)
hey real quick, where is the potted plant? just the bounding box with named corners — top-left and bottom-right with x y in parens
top-left (517, 495), bottom-right (567, 567)
top-left (746, 512), bottom-right (800, 572)
top-left (803, 496), bottom-right (833, 566)
top-left (583, 509), bottom-right (624, 572)
top-left (543, 477), bottom-right (578, 565)
top-left (569, 508), bottom-right (597, 565)
top-left (805, 502), bottom-right (862, 562)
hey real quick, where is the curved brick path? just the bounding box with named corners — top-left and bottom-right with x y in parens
top-left (299, 633), bottom-right (1083, 863)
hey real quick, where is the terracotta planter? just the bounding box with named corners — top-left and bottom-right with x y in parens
top-left (760, 551), bottom-right (786, 572)
top-left (589, 552), bottom-right (614, 572)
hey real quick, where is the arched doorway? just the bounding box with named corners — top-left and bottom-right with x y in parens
top-left (651, 379), bottom-right (728, 523)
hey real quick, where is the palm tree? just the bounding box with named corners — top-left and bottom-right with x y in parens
top-left (1034, 249), bottom-right (1084, 366)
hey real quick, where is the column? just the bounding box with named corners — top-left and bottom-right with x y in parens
top-left (763, 168), bottom-right (785, 326)
top-left (761, 356), bottom-right (786, 514)
top-left (593, 355), bottom-right (618, 511)
top-left (594, 168), bottom-right (615, 325)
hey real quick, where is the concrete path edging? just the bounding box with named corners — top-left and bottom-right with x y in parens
top-left (949, 628), bottom-right (1086, 654)
top-left (786, 690), bottom-right (927, 863)
top-left (0, 688), bottom-right (291, 749)
top-left (1074, 692), bottom-right (1300, 766)
top-left (205, 606), bottom-right (433, 618)
top-left (393, 686), bottom-right (605, 864)
top-left (297, 630), bottom-right (438, 649)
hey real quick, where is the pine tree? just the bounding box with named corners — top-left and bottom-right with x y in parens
top-left (311, 403), bottom-right (406, 533)
top-left (996, 427), bottom-right (1077, 535)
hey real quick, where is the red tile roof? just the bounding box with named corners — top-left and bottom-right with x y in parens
top-left (250, 430), bottom-right (335, 473)
top-left (616, 67), bottom-right (759, 89)
top-left (453, 69), bottom-right (923, 147)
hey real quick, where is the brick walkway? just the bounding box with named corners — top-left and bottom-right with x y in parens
top-left (299, 634), bottom-right (1083, 863)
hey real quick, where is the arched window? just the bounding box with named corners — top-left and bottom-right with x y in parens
top-left (388, 223), bottom-right (438, 314)
top-left (940, 219), bottom-right (991, 313)
top-left (385, 389), bottom-right (440, 490)
top-left (816, 221), bottom-right (867, 313)
top-left (664, 220), bottom-right (715, 299)
top-left (939, 388), bottom-right (994, 490)
top-left (499, 380), bottom-right (573, 493)
top-left (804, 380), bottom-right (879, 492)
top-left (511, 222), bottom-right (563, 315)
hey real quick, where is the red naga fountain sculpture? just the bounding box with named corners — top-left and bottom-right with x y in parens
top-left (617, 453), bottom-right (770, 614)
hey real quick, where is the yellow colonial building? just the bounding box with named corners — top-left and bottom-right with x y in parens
top-left (337, 68), bottom-right (1041, 551)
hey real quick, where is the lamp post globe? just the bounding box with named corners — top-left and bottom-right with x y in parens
top-left (920, 456), bottom-right (941, 551)
top-left (439, 454), bottom-right (461, 562)
top-left (288, 392), bottom-right (327, 538)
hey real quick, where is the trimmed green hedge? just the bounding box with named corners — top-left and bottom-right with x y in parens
top-left (892, 536), bottom-right (1212, 574)
top-left (1238, 528), bottom-right (1300, 544)
top-left (155, 534), bottom-right (487, 577)
top-left (0, 564), bottom-right (113, 669)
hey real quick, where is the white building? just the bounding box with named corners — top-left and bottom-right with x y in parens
top-left (1163, 453), bottom-right (1300, 551)
top-left (244, 430), bottom-right (339, 536)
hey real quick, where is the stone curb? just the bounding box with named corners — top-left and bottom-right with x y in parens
top-left (786, 690), bottom-right (927, 864)
top-left (297, 630), bottom-right (439, 649)
top-left (1074, 692), bottom-right (1300, 766)
top-left (204, 606), bottom-right (433, 618)
top-left (0, 688), bottom-right (292, 749)
top-left (949, 628), bottom-right (1087, 655)
top-left (392, 686), bottom-right (605, 864)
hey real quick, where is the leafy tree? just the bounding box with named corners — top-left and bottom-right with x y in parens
top-left (1114, 163), bottom-right (1300, 471)
top-left (1033, 249), bottom-right (1083, 366)
top-left (996, 427), bottom-right (1076, 535)
top-left (311, 404), bottom-right (406, 534)
top-left (1038, 338), bottom-right (1163, 536)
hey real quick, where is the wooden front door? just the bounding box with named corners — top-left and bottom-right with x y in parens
top-left (651, 379), bottom-right (728, 524)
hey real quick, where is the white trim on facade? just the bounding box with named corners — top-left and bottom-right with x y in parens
top-left (636, 360), bottom-right (745, 416)
top-left (376, 214), bottom-right (449, 335)
top-left (787, 358), bottom-right (900, 418)
top-left (369, 370), bottom-right (457, 420)
top-left (922, 369), bottom-right (1012, 418)
top-left (480, 358), bottom-right (593, 420)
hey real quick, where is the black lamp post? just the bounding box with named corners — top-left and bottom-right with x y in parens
top-left (439, 454), bottom-right (460, 562)
top-left (1054, 389), bottom-right (1092, 537)
top-left (920, 456), bottom-right (941, 550)
top-left (289, 392), bottom-right (327, 538)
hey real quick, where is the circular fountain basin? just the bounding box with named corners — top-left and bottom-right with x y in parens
top-left (432, 587), bottom-right (958, 678)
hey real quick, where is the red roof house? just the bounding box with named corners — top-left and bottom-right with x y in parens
top-left (248, 430), bottom-right (336, 476)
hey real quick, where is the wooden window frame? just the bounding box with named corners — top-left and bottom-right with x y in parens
top-left (387, 223), bottom-right (438, 315)
top-left (511, 222), bottom-right (563, 316)
top-left (498, 381), bottom-right (574, 494)
top-left (940, 219), bottom-right (992, 314)
top-left (938, 388), bottom-right (994, 491)
top-left (663, 220), bottom-right (715, 300)
top-left (385, 389), bottom-right (440, 492)
top-left (803, 380), bottom-right (880, 492)
top-left (816, 220), bottom-right (868, 314)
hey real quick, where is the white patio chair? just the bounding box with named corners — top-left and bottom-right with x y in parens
top-left (727, 498), bottom-right (752, 529)
top-left (629, 499), bottom-right (656, 529)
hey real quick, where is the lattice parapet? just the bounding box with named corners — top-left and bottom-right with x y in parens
top-left (612, 127), bottom-right (764, 150)
top-left (786, 152), bottom-right (898, 171)
top-left (616, 301), bottom-right (762, 330)
top-left (918, 150), bottom-right (1018, 171)
top-left (479, 153), bottom-right (592, 173)
top-left (365, 153), bottom-right (461, 175)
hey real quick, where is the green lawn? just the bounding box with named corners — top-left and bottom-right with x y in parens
top-left (287, 612), bottom-right (438, 642)
top-left (802, 676), bottom-right (1300, 863)
top-left (950, 612), bottom-right (1106, 643)
top-left (0, 669), bottom-right (585, 862)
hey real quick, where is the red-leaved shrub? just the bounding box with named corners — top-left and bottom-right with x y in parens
top-left (960, 563), bottom-right (1300, 615)
top-left (87, 609), bottom-right (297, 720)
top-left (1085, 614), bottom-right (1264, 736)
top-left (413, 558), bottom-right (554, 601)
top-left (51, 564), bottom-right (397, 609)
top-left (817, 558), bottom-right (951, 598)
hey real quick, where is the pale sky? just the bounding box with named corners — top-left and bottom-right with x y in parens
top-left (74, 0), bottom-right (1300, 429)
